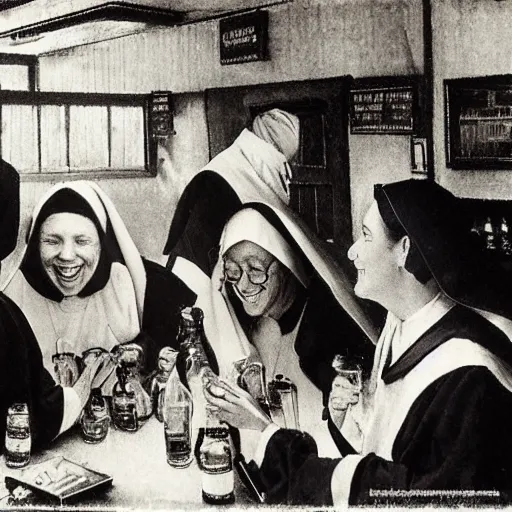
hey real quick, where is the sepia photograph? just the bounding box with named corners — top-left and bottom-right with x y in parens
top-left (0, 0), bottom-right (511, 509)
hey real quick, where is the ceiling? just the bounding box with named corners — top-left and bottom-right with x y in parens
top-left (0, 0), bottom-right (289, 55)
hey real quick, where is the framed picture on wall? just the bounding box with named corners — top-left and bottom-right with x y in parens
top-left (445, 75), bottom-right (512, 170)
top-left (349, 75), bottom-right (423, 135)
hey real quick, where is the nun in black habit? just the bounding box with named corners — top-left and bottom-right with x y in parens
top-left (205, 178), bottom-right (512, 506)
top-left (0, 161), bottom-right (109, 451)
top-left (163, 109), bottom-right (300, 276)
top-left (4, 181), bottom-right (196, 380)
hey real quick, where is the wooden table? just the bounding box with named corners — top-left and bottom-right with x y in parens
top-left (1, 418), bottom-right (253, 509)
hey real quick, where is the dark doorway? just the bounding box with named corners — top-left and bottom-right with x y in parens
top-left (205, 76), bottom-right (353, 270)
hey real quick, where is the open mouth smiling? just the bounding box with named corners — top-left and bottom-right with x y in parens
top-left (54, 265), bottom-right (82, 282)
top-left (234, 286), bottom-right (262, 304)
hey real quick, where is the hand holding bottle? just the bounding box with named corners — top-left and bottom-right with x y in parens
top-left (204, 378), bottom-right (271, 432)
top-left (72, 353), bottom-right (112, 410)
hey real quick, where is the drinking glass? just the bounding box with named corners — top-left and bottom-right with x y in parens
top-left (52, 352), bottom-right (80, 387)
top-left (331, 355), bottom-right (363, 412)
top-left (267, 375), bottom-right (300, 430)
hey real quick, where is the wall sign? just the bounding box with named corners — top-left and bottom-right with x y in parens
top-left (219, 11), bottom-right (268, 66)
top-left (150, 91), bottom-right (174, 138)
top-left (350, 86), bottom-right (415, 134)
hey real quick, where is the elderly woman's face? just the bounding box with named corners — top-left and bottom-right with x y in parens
top-left (39, 212), bottom-right (101, 297)
top-left (223, 240), bottom-right (287, 318)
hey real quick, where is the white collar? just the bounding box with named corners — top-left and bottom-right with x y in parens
top-left (390, 293), bottom-right (455, 364)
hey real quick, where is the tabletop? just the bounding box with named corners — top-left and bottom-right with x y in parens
top-left (1, 417), bottom-right (254, 509)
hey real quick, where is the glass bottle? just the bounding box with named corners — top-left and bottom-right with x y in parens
top-left (178, 307), bottom-right (214, 382)
top-left (150, 347), bottom-right (178, 422)
top-left (116, 344), bottom-right (152, 424)
top-left (4, 403), bottom-right (31, 468)
top-left (500, 217), bottom-right (512, 256)
top-left (484, 217), bottom-right (496, 251)
top-left (162, 366), bottom-right (193, 468)
top-left (80, 388), bottom-right (109, 443)
top-left (199, 407), bottom-right (235, 505)
top-left (112, 365), bottom-right (139, 432)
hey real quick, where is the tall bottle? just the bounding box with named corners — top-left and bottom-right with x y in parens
top-left (150, 347), bottom-right (177, 422)
top-left (80, 388), bottom-right (109, 443)
top-left (178, 307), bottom-right (215, 384)
top-left (177, 307), bottom-right (216, 434)
top-left (162, 365), bottom-right (193, 468)
top-left (4, 403), bottom-right (31, 468)
top-left (199, 407), bottom-right (235, 505)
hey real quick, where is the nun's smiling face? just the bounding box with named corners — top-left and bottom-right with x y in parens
top-left (348, 201), bottom-right (400, 306)
top-left (39, 213), bottom-right (101, 297)
top-left (223, 240), bottom-right (287, 318)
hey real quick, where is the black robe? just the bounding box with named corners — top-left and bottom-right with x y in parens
top-left (163, 171), bottom-right (241, 276)
top-left (256, 306), bottom-right (512, 506)
top-left (141, 259), bottom-right (197, 369)
top-left (0, 292), bottom-right (64, 452)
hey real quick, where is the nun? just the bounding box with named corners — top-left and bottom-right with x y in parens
top-left (205, 179), bottom-right (512, 506)
top-left (4, 181), bottom-right (195, 382)
top-left (172, 201), bottom-right (377, 458)
top-left (0, 161), bottom-right (108, 450)
top-left (163, 108), bottom-right (300, 275)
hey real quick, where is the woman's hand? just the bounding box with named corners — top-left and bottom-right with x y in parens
top-left (72, 353), bottom-right (113, 408)
top-left (328, 375), bottom-right (360, 431)
top-left (205, 379), bottom-right (272, 432)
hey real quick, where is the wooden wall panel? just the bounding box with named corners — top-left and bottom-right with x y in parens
top-left (38, 0), bottom-right (423, 93)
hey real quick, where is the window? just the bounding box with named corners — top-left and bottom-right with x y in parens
top-left (0, 91), bottom-right (152, 177)
top-left (0, 53), bottom-right (36, 91)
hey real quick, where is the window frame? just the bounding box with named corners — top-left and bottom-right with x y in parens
top-left (0, 90), bottom-right (154, 179)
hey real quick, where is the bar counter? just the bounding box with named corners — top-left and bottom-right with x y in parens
top-left (1, 417), bottom-right (253, 508)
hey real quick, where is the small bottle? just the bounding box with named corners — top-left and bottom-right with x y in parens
top-left (500, 217), bottom-right (512, 256)
top-left (80, 388), bottom-right (109, 443)
top-left (199, 407), bottom-right (235, 505)
top-left (5, 403), bottom-right (31, 468)
top-left (150, 347), bottom-right (178, 422)
top-left (484, 217), bottom-right (496, 251)
top-left (162, 366), bottom-right (193, 468)
top-left (112, 365), bottom-right (139, 432)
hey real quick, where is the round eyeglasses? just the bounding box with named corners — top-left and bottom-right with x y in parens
top-left (223, 258), bottom-right (276, 286)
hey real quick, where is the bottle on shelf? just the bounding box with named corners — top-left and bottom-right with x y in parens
top-left (198, 406), bottom-right (235, 505)
top-left (162, 363), bottom-right (193, 468)
top-left (80, 388), bottom-right (110, 443)
top-left (500, 217), bottom-right (512, 256)
top-left (4, 403), bottom-right (31, 468)
top-left (484, 217), bottom-right (497, 251)
top-left (150, 347), bottom-right (178, 422)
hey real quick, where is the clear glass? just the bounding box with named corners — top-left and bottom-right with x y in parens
top-left (163, 368), bottom-right (193, 468)
top-left (112, 389), bottom-right (139, 432)
top-left (52, 352), bottom-right (80, 387)
top-left (267, 375), bottom-right (300, 430)
top-left (332, 355), bottom-right (363, 412)
top-left (81, 390), bottom-right (109, 443)
top-left (235, 360), bottom-right (268, 408)
top-left (151, 348), bottom-right (177, 422)
top-left (5, 403), bottom-right (31, 468)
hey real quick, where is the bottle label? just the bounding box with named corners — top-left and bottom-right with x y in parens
top-left (202, 471), bottom-right (234, 497)
top-left (5, 435), bottom-right (31, 454)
